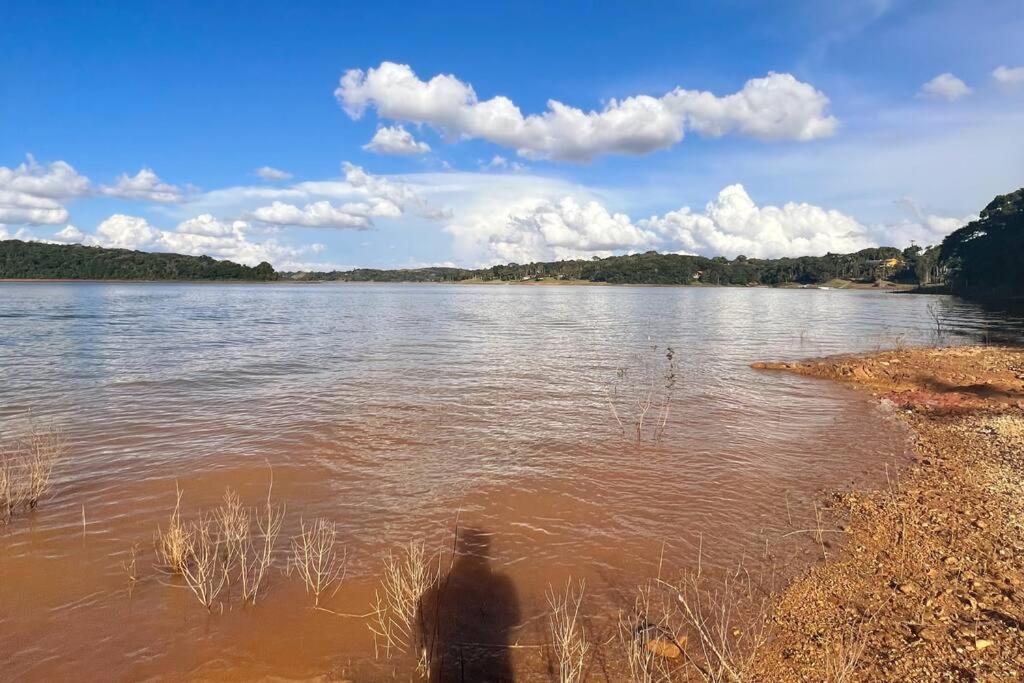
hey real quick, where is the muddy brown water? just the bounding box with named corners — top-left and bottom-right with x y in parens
top-left (2, 283), bottom-right (1022, 680)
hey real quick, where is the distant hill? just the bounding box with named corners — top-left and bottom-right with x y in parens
top-left (285, 246), bottom-right (935, 288)
top-left (0, 240), bottom-right (277, 281)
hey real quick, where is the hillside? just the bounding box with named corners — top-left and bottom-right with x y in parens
top-left (0, 240), bottom-right (277, 281)
top-left (287, 246), bottom-right (935, 288)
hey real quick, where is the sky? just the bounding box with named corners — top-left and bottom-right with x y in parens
top-left (2, 0), bottom-right (1023, 271)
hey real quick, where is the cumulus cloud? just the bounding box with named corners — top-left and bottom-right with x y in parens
top-left (0, 190), bottom-right (69, 225)
top-left (443, 178), bottom-right (971, 265)
top-left (256, 166), bottom-right (293, 181)
top-left (0, 156), bottom-right (91, 225)
top-left (101, 168), bottom-right (184, 203)
top-left (79, 213), bottom-right (325, 268)
top-left (53, 224), bottom-right (86, 243)
top-left (241, 162), bottom-right (446, 229)
top-left (341, 162), bottom-right (451, 219)
top-left (0, 155), bottom-right (91, 199)
top-left (993, 65), bottom-right (1024, 88)
top-left (641, 185), bottom-right (871, 258)
top-left (918, 73), bottom-right (971, 102)
top-left (363, 125), bottom-right (431, 155)
top-left (335, 61), bottom-right (837, 161)
top-left (493, 197), bottom-right (658, 262)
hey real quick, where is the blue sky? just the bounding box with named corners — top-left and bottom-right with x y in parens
top-left (2, 1), bottom-right (1022, 269)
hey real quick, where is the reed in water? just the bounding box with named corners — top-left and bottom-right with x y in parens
top-left (0, 422), bottom-right (65, 523)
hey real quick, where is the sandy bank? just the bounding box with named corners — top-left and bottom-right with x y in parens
top-left (751, 346), bottom-right (1024, 680)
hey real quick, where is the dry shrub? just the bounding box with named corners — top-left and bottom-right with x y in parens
top-left (367, 539), bottom-right (440, 661)
top-left (822, 623), bottom-right (869, 683)
top-left (290, 517), bottom-right (346, 607)
top-left (156, 485), bottom-right (191, 574)
top-left (607, 345), bottom-right (678, 444)
top-left (217, 482), bottom-right (285, 605)
top-left (155, 477), bottom-right (285, 609)
top-left (617, 582), bottom-right (679, 683)
top-left (180, 512), bottom-right (228, 609)
top-left (616, 559), bottom-right (770, 683)
top-left (0, 423), bottom-right (65, 522)
top-left (547, 578), bottom-right (590, 683)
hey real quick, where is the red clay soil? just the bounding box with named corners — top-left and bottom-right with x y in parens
top-left (749, 346), bottom-right (1024, 681)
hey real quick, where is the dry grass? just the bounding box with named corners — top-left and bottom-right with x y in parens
top-left (367, 539), bottom-right (440, 662)
top-left (617, 582), bottom-right (679, 683)
top-left (547, 578), bottom-right (589, 683)
top-left (290, 517), bottom-right (346, 607)
top-left (153, 478), bottom-right (285, 609)
top-left (155, 485), bottom-right (191, 574)
top-left (0, 422), bottom-right (65, 522)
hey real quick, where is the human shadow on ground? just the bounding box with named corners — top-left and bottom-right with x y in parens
top-left (418, 527), bottom-right (521, 682)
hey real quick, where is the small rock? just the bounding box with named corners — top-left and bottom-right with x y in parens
top-left (646, 636), bottom-right (684, 659)
top-left (975, 639), bottom-right (994, 651)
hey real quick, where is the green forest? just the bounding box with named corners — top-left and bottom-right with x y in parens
top-left (0, 240), bottom-right (277, 281)
top-left (296, 246), bottom-right (941, 288)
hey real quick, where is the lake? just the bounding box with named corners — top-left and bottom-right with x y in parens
top-left (1, 282), bottom-right (1022, 680)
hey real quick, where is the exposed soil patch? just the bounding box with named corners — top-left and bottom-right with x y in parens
top-left (751, 346), bottom-right (1024, 681)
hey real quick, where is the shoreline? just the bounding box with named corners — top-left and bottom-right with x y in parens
top-left (749, 346), bottom-right (1024, 679)
top-left (0, 277), bottom-right (914, 292)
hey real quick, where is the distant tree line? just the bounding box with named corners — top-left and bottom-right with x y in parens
top-left (3, 187), bottom-right (1018, 296)
top-left (0, 240), bottom-right (277, 281)
top-left (292, 247), bottom-right (937, 287)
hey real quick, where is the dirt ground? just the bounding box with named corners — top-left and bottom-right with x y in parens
top-left (749, 346), bottom-right (1024, 681)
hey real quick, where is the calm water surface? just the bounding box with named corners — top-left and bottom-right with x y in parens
top-left (1, 283), bottom-right (1022, 680)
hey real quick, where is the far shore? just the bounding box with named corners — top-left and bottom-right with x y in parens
top-left (0, 276), bottom-right (916, 291)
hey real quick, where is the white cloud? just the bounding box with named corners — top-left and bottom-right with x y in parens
top-left (492, 197), bottom-right (658, 263)
top-left (0, 155), bottom-right (91, 199)
top-left (240, 163), bottom-right (446, 229)
top-left (335, 61), bottom-right (837, 161)
top-left (0, 190), bottom-right (69, 225)
top-left (0, 225), bottom-right (33, 241)
top-left (440, 175), bottom-right (969, 264)
top-left (249, 200), bottom-right (376, 229)
top-left (480, 155), bottom-right (527, 172)
top-left (918, 73), bottom-right (971, 101)
top-left (0, 156), bottom-right (91, 225)
top-left (993, 65), bottom-right (1024, 88)
top-left (82, 213), bottom-right (326, 269)
top-left (94, 214), bottom-right (163, 249)
top-left (363, 125), bottom-right (431, 155)
top-left (101, 169), bottom-right (184, 203)
top-left (53, 225), bottom-right (86, 243)
top-left (642, 184), bottom-right (871, 258)
top-left (341, 162), bottom-right (451, 219)
top-left (256, 166), bottom-right (293, 181)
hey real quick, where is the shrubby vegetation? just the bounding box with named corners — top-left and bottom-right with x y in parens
top-left (940, 187), bottom-right (1024, 298)
top-left (294, 247), bottom-right (931, 287)
top-left (0, 240), bottom-right (277, 281)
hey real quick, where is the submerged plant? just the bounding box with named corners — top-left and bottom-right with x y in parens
top-left (368, 538), bottom-right (441, 663)
top-left (290, 517), bottom-right (346, 607)
top-left (607, 344), bottom-right (679, 444)
top-left (0, 422), bottom-right (65, 523)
